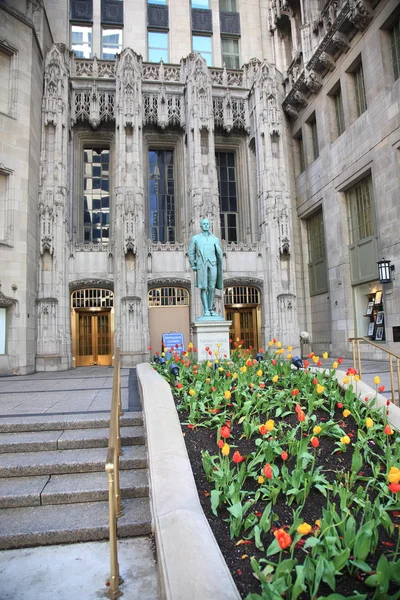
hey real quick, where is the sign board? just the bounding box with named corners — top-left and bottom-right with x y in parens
top-left (162, 332), bottom-right (185, 359)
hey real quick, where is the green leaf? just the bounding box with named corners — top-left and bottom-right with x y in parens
top-left (321, 558), bottom-right (336, 591)
top-left (364, 574), bottom-right (378, 588)
top-left (333, 548), bottom-right (350, 572)
top-left (319, 595), bottom-right (367, 600)
top-left (292, 565), bottom-right (306, 600)
top-left (227, 501), bottom-right (243, 520)
top-left (254, 524), bottom-right (264, 551)
top-left (304, 537), bottom-right (320, 549)
top-left (348, 560), bottom-right (372, 573)
top-left (266, 537), bottom-right (282, 557)
top-left (210, 490), bottom-right (221, 515)
top-left (351, 448), bottom-right (363, 474)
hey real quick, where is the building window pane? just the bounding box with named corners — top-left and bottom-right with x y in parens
top-left (0, 49), bottom-right (11, 115)
top-left (0, 308), bottom-right (5, 354)
top-left (216, 151), bottom-right (238, 242)
top-left (334, 87), bottom-right (345, 137)
top-left (71, 25), bottom-right (92, 59)
top-left (354, 63), bottom-right (367, 117)
top-left (148, 31), bottom-right (168, 62)
top-left (311, 119), bottom-right (319, 161)
top-left (221, 38), bottom-right (240, 69)
top-left (193, 35), bottom-right (212, 65)
top-left (297, 134), bottom-right (305, 173)
top-left (390, 18), bottom-right (400, 81)
top-left (148, 149), bottom-right (175, 243)
top-left (102, 28), bottom-right (122, 60)
top-left (347, 178), bottom-right (374, 244)
top-left (307, 211), bottom-right (327, 295)
top-left (220, 0), bottom-right (236, 11)
top-left (83, 148), bottom-right (110, 244)
top-left (149, 0), bottom-right (167, 4)
top-left (192, 0), bottom-right (209, 8)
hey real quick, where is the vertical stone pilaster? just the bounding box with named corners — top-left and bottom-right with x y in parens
top-left (36, 44), bottom-right (71, 370)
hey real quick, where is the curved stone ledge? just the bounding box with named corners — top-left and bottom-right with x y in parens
top-left (137, 362), bottom-right (241, 600)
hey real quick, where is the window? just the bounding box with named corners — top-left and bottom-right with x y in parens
top-left (193, 35), bottom-right (212, 65)
top-left (390, 17), bottom-right (400, 80)
top-left (220, 0), bottom-right (237, 11)
top-left (0, 49), bottom-right (11, 115)
top-left (149, 0), bottom-right (167, 3)
top-left (294, 132), bottom-right (305, 174)
top-left (216, 151), bottom-right (238, 242)
top-left (192, 0), bottom-right (209, 8)
top-left (221, 38), bottom-right (240, 69)
top-left (354, 63), bottom-right (367, 117)
top-left (333, 87), bottom-right (345, 137)
top-left (148, 149), bottom-right (175, 243)
top-left (310, 118), bottom-right (319, 161)
top-left (0, 308), bottom-right (5, 354)
top-left (148, 31), bottom-right (168, 62)
top-left (83, 148), bottom-right (110, 243)
top-left (71, 25), bottom-right (92, 58)
top-left (102, 28), bottom-right (122, 60)
top-left (307, 210), bottom-right (327, 295)
top-left (346, 175), bottom-right (378, 284)
top-left (0, 172), bottom-right (7, 241)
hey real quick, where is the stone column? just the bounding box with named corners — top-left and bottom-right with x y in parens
top-left (36, 44), bottom-right (71, 371)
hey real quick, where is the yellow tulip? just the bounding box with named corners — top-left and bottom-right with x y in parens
top-left (232, 372), bottom-right (238, 379)
top-left (316, 384), bottom-right (325, 394)
top-left (265, 419), bottom-right (275, 431)
top-left (343, 409), bottom-right (351, 417)
top-left (333, 361), bottom-right (338, 369)
top-left (323, 352), bottom-right (328, 360)
top-left (188, 342), bottom-right (193, 349)
top-left (313, 426), bottom-right (322, 435)
top-left (218, 367), bottom-right (224, 372)
top-left (256, 369), bottom-right (263, 377)
top-left (240, 366), bottom-right (247, 373)
top-left (224, 390), bottom-right (231, 400)
top-left (297, 522), bottom-right (312, 535)
top-left (365, 417), bottom-right (374, 429)
top-left (340, 435), bottom-right (351, 445)
top-left (206, 378), bottom-right (210, 383)
top-left (313, 355), bottom-right (319, 363)
top-left (354, 375), bottom-right (360, 381)
top-left (272, 375), bottom-right (279, 383)
top-left (388, 467), bottom-right (400, 484)
top-left (315, 519), bottom-right (321, 528)
top-left (288, 346), bottom-right (293, 352)
top-left (189, 389), bottom-right (195, 396)
top-left (343, 376), bottom-right (349, 385)
top-left (268, 341), bottom-right (273, 347)
top-left (207, 361), bottom-right (212, 367)
top-left (374, 376), bottom-right (380, 385)
top-left (287, 354), bottom-right (292, 360)
top-left (258, 475), bottom-right (265, 484)
top-left (222, 443), bottom-right (230, 456)
top-left (276, 341), bottom-right (282, 348)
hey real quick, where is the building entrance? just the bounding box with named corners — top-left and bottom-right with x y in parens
top-left (224, 286), bottom-right (261, 356)
top-left (71, 289), bottom-right (114, 367)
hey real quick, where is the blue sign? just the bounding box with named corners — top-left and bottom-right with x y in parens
top-left (162, 332), bottom-right (185, 359)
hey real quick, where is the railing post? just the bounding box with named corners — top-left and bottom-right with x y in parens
top-left (356, 340), bottom-right (362, 379)
top-left (351, 340), bottom-right (356, 371)
top-left (389, 355), bottom-right (395, 405)
top-left (106, 463), bottom-right (123, 599)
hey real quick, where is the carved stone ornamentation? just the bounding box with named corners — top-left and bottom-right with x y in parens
top-left (318, 52), bottom-right (335, 71)
top-left (43, 44), bottom-right (70, 126)
top-left (182, 53), bottom-right (213, 130)
top-left (304, 69), bottom-right (322, 93)
top-left (69, 279), bottom-right (114, 291)
top-left (223, 277), bottom-right (264, 289)
top-left (283, 104), bottom-right (299, 119)
top-left (293, 91), bottom-right (308, 106)
top-left (116, 49), bottom-right (142, 128)
top-left (72, 85), bottom-right (115, 128)
top-left (348, 0), bottom-right (373, 31)
top-left (0, 285), bottom-right (17, 308)
top-left (332, 31), bottom-right (350, 51)
top-left (277, 206), bottom-right (291, 256)
top-left (39, 190), bottom-right (54, 255)
top-left (278, 293), bottom-right (296, 311)
top-left (148, 278), bottom-right (191, 289)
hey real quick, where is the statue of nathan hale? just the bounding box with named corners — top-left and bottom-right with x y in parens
top-left (188, 218), bottom-right (223, 318)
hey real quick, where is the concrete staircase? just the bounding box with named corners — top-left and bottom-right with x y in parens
top-left (0, 412), bottom-right (151, 550)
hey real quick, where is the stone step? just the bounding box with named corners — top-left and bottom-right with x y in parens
top-left (0, 496), bottom-right (152, 550)
top-left (0, 470), bottom-right (149, 509)
top-left (0, 445), bottom-right (146, 478)
top-left (0, 426), bottom-right (145, 453)
top-left (0, 411), bottom-right (142, 433)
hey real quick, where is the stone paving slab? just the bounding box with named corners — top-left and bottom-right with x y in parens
top-left (0, 430), bottom-right (62, 453)
top-left (0, 445), bottom-right (146, 477)
top-left (0, 497), bottom-right (151, 550)
top-left (0, 476), bottom-right (49, 508)
top-left (0, 537), bottom-right (159, 600)
top-left (40, 469), bottom-right (148, 505)
top-left (57, 425), bottom-right (144, 449)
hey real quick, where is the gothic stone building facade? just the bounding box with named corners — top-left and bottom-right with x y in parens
top-left (0, 0), bottom-right (399, 374)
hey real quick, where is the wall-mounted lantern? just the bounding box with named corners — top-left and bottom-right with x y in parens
top-left (377, 258), bottom-right (393, 284)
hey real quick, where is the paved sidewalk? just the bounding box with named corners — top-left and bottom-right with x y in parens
top-left (0, 367), bottom-right (159, 600)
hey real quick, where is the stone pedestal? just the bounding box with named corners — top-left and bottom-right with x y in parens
top-left (191, 320), bottom-right (231, 361)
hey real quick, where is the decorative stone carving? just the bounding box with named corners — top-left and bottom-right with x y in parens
top-left (121, 296), bottom-right (144, 352)
top-left (278, 205), bottom-right (291, 256)
top-left (148, 242), bottom-right (185, 252)
top-left (332, 31), bottom-right (350, 51)
top-left (36, 297), bottom-right (60, 356)
top-left (293, 91), bottom-right (308, 106)
top-left (143, 88), bottom-right (184, 129)
top-left (39, 190), bottom-right (54, 255)
top-left (74, 57), bottom-right (115, 78)
top-left (69, 279), bottom-right (114, 291)
top-left (183, 53), bottom-right (214, 130)
top-left (148, 278), bottom-right (191, 289)
top-left (72, 85), bottom-right (115, 127)
top-left (319, 51), bottom-right (335, 71)
top-left (304, 69), bottom-right (322, 93)
top-left (348, 0), bottom-right (373, 31)
top-left (43, 44), bottom-right (70, 126)
top-left (283, 104), bottom-right (299, 119)
top-left (278, 293), bottom-right (295, 311)
top-left (0, 285), bottom-right (17, 308)
top-left (116, 49), bottom-right (142, 128)
top-left (142, 62), bottom-right (181, 83)
top-left (70, 242), bottom-right (113, 254)
top-left (223, 277), bottom-right (263, 289)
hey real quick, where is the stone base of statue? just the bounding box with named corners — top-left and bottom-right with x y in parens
top-left (191, 319), bottom-right (231, 361)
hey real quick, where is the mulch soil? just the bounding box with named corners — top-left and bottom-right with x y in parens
top-left (176, 400), bottom-right (400, 599)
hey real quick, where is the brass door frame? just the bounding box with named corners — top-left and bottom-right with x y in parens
top-left (71, 308), bottom-right (114, 368)
top-left (225, 305), bottom-right (261, 356)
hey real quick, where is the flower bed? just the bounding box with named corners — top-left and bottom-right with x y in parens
top-left (152, 341), bottom-right (400, 599)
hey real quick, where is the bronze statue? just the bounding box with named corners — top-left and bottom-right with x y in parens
top-left (188, 218), bottom-right (223, 318)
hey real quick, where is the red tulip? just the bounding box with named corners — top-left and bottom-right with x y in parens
top-left (337, 402), bottom-right (343, 408)
top-left (292, 389), bottom-right (299, 396)
top-left (263, 463), bottom-right (273, 479)
top-left (221, 425), bottom-right (231, 438)
top-left (378, 385), bottom-right (385, 392)
top-left (259, 424), bottom-right (268, 435)
top-left (272, 359), bottom-right (277, 366)
top-left (297, 410), bottom-right (306, 422)
top-left (176, 382), bottom-right (183, 389)
top-left (311, 436), bottom-right (319, 448)
top-left (303, 360), bottom-right (309, 368)
top-left (233, 451), bottom-right (245, 463)
top-left (338, 357), bottom-right (343, 364)
top-left (281, 451), bottom-right (288, 461)
top-left (273, 529), bottom-right (292, 549)
top-left (217, 439), bottom-right (224, 448)
top-left (389, 483), bottom-right (400, 494)
top-left (312, 378), bottom-right (318, 385)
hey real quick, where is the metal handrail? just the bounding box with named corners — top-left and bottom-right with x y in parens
top-left (105, 348), bottom-right (124, 599)
top-left (349, 337), bottom-right (400, 405)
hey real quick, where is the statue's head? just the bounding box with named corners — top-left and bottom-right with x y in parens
top-left (200, 218), bottom-right (210, 232)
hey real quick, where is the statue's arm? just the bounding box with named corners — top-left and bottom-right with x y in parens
top-left (188, 236), bottom-right (197, 270)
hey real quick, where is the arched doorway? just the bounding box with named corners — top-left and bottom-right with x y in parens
top-left (148, 286), bottom-right (190, 354)
top-left (71, 288), bottom-right (114, 367)
top-left (224, 286), bottom-right (261, 355)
